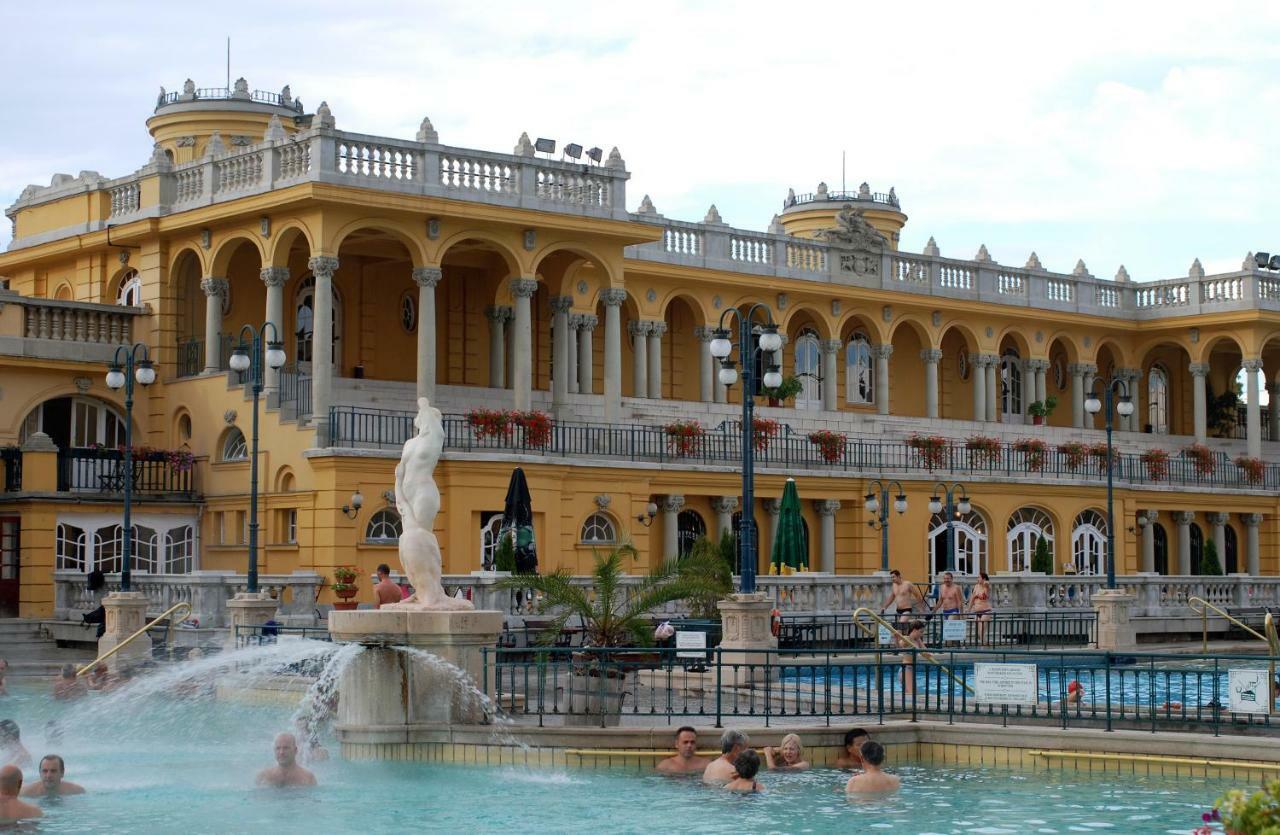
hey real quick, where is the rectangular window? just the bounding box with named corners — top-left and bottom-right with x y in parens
top-left (287, 510), bottom-right (297, 544)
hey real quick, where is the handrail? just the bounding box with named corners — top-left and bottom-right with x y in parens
top-left (1187, 596), bottom-right (1273, 650)
top-left (1029, 750), bottom-right (1280, 772)
top-left (75, 602), bottom-right (192, 677)
top-left (850, 607), bottom-right (974, 693)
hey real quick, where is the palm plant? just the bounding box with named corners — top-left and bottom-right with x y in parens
top-left (499, 542), bottom-right (726, 648)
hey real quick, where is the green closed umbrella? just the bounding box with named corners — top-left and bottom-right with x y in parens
top-left (770, 478), bottom-right (808, 575)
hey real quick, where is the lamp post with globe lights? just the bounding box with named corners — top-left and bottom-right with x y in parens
top-left (927, 483), bottom-right (971, 576)
top-left (864, 480), bottom-right (907, 573)
top-left (1084, 377), bottom-right (1134, 589)
top-left (104, 344), bottom-right (157, 592)
top-left (228, 323), bottom-right (287, 593)
top-left (708, 304), bottom-right (783, 594)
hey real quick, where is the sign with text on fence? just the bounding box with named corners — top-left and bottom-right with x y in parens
top-left (942, 619), bottom-right (968, 642)
top-left (676, 630), bottom-right (707, 659)
top-left (877, 626), bottom-right (893, 646)
top-left (973, 663), bottom-right (1038, 707)
top-left (1228, 669), bottom-right (1271, 715)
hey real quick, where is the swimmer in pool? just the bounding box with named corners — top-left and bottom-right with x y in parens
top-left (656, 726), bottom-right (709, 774)
top-left (764, 733), bottom-right (809, 772)
top-left (723, 749), bottom-right (764, 794)
top-left (21, 755), bottom-right (84, 797)
top-left (845, 741), bottom-right (900, 794)
top-left (0, 766), bottom-right (41, 822)
top-left (834, 728), bottom-right (870, 769)
top-left (255, 733), bottom-right (317, 788)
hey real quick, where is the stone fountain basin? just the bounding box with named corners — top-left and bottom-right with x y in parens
top-left (328, 609), bottom-right (502, 646)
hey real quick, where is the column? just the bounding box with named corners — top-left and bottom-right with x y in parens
top-left (647, 321), bottom-right (666, 399)
top-left (1244, 358), bottom-right (1264, 459)
top-left (1116, 368), bottom-right (1141, 431)
top-left (260, 267), bottom-right (288, 393)
top-left (1034, 360), bottom-right (1048, 407)
top-left (763, 499), bottom-right (781, 556)
top-left (485, 306), bottom-right (509, 388)
top-left (1141, 510), bottom-right (1158, 573)
top-left (307, 256), bottom-right (338, 443)
top-left (629, 320), bottom-right (650, 398)
top-left (872, 344), bottom-right (893, 416)
top-left (601, 289), bottom-right (626, 421)
top-left (694, 326), bottom-right (714, 403)
top-left (550, 296), bottom-right (572, 414)
top-left (200, 277), bottom-right (227, 373)
top-left (816, 500), bottom-right (840, 573)
top-left (566, 315), bottom-right (580, 394)
top-left (983, 354), bottom-right (998, 422)
top-left (1069, 363), bottom-right (1086, 427)
top-left (921, 348), bottom-right (942, 418)
top-left (577, 314), bottom-right (597, 395)
top-left (1269, 383), bottom-right (1280, 444)
top-left (821, 339), bottom-right (841, 410)
top-left (972, 354), bottom-right (986, 422)
top-left (712, 496), bottom-right (738, 542)
top-left (412, 266), bottom-right (442, 402)
top-left (509, 277), bottom-right (538, 411)
top-left (1210, 512), bottom-right (1229, 570)
top-left (1175, 511), bottom-right (1194, 575)
top-left (661, 495), bottom-right (684, 562)
top-left (1245, 513), bottom-right (1262, 575)
top-left (1190, 362), bottom-right (1210, 442)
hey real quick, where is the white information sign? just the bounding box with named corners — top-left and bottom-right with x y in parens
top-left (942, 619), bottom-right (968, 642)
top-left (973, 663), bottom-right (1038, 707)
top-left (1228, 668), bottom-right (1271, 715)
top-left (877, 626), bottom-right (893, 646)
top-left (676, 630), bottom-right (707, 659)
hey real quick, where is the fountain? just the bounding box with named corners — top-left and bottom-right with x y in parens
top-left (327, 398), bottom-right (502, 754)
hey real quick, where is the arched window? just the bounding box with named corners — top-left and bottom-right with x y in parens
top-left (1000, 348), bottom-right (1023, 420)
top-left (56, 524), bottom-right (85, 571)
top-left (1071, 510), bottom-right (1108, 576)
top-left (794, 330), bottom-right (822, 411)
top-left (845, 333), bottom-right (873, 405)
top-left (95, 525), bottom-right (125, 574)
top-left (294, 275), bottom-right (342, 368)
top-left (22, 397), bottom-right (126, 450)
top-left (400, 292), bottom-right (417, 333)
top-left (165, 525), bottom-right (195, 573)
top-left (480, 513), bottom-right (503, 569)
top-left (1007, 507), bottom-right (1054, 573)
top-left (366, 509), bottom-right (402, 543)
top-left (928, 510), bottom-right (987, 579)
top-left (580, 513), bottom-right (617, 544)
top-left (677, 510), bottom-right (706, 558)
top-left (1189, 522), bottom-right (1204, 574)
top-left (1224, 525), bottom-right (1239, 574)
top-left (115, 270), bottom-right (142, 307)
top-left (1153, 522), bottom-right (1169, 575)
top-left (177, 414), bottom-right (193, 443)
top-left (1148, 365), bottom-right (1169, 434)
top-left (221, 428), bottom-right (248, 462)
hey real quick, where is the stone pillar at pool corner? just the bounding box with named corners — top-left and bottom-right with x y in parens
top-left (1092, 588), bottom-right (1136, 650)
top-left (97, 591), bottom-right (152, 672)
top-left (716, 593), bottom-right (777, 686)
top-left (225, 592), bottom-right (280, 652)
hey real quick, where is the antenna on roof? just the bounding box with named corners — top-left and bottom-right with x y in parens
top-left (226, 37), bottom-right (231, 90)
top-left (842, 150), bottom-right (846, 194)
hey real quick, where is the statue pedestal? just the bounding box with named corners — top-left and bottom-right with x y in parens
top-left (1093, 588), bottom-right (1136, 650)
top-left (716, 593), bottom-right (777, 684)
top-left (97, 592), bottom-right (152, 672)
top-left (329, 609), bottom-right (503, 750)
top-left (225, 592), bottom-right (280, 652)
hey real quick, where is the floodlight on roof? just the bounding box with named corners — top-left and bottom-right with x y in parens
top-left (1256, 252), bottom-right (1271, 270)
top-left (534, 137), bottom-right (556, 154)
top-left (586, 147), bottom-right (603, 164)
top-left (564, 143), bottom-right (583, 160)
top-left (1271, 255), bottom-right (1280, 271)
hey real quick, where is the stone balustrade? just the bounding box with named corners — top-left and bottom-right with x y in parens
top-left (0, 290), bottom-right (144, 363)
top-left (54, 569), bottom-right (323, 628)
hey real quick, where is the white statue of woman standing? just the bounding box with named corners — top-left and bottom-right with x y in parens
top-left (382, 398), bottom-right (472, 611)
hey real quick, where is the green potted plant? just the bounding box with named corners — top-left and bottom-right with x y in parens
top-left (1200, 539), bottom-right (1224, 576)
top-left (331, 565), bottom-right (360, 610)
top-left (762, 375), bottom-right (803, 407)
top-left (1027, 395), bottom-right (1058, 426)
top-left (1030, 536), bottom-right (1053, 574)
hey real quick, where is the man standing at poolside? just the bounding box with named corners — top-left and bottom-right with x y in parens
top-left (256, 733), bottom-right (317, 787)
top-left (657, 726), bottom-right (709, 774)
top-left (880, 570), bottom-right (924, 623)
top-left (932, 572), bottom-right (966, 618)
top-left (845, 741), bottom-right (900, 793)
top-left (702, 729), bottom-right (749, 785)
top-left (373, 564), bottom-right (401, 609)
top-left (0, 766), bottom-right (41, 822)
top-left (21, 755), bottom-right (84, 797)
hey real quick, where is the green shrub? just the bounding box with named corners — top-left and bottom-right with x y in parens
top-left (494, 531), bottom-right (516, 573)
top-left (1031, 536), bottom-right (1053, 574)
top-left (678, 537), bottom-right (732, 620)
top-left (718, 528), bottom-right (737, 575)
top-left (1200, 539), bottom-right (1224, 576)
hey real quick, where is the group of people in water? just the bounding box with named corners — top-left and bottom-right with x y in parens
top-left (656, 726), bottom-right (897, 794)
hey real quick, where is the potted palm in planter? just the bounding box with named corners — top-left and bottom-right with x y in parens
top-left (1027, 396), bottom-right (1058, 426)
top-left (499, 543), bottom-right (724, 726)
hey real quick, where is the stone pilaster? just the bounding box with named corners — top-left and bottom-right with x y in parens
top-left (509, 278), bottom-right (539, 411)
top-left (871, 344), bottom-right (893, 416)
top-left (921, 348), bottom-right (942, 418)
top-left (694, 325), bottom-right (715, 403)
top-left (1175, 511), bottom-right (1195, 574)
top-left (647, 321), bottom-right (666, 399)
top-left (550, 296), bottom-right (573, 415)
top-left (307, 256), bottom-right (339, 444)
top-left (260, 267), bottom-right (289, 393)
top-left (412, 266), bottom-right (443, 402)
top-left (576, 314), bottom-right (597, 395)
top-left (820, 339), bottom-right (841, 411)
top-left (200, 277), bottom-right (228, 373)
top-left (629, 320), bottom-right (652, 398)
top-left (661, 495), bottom-right (684, 561)
top-left (1189, 362), bottom-right (1210, 442)
top-left (1243, 358), bottom-right (1264, 459)
top-left (601, 290), bottom-right (626, 420)
top-left (815, 499), bottom-right (840, 573)
top-left (1244, 513), bottom-right (1262, 575)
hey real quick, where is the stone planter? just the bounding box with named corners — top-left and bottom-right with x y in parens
top-left (565, 667), bottom-right (627, 727)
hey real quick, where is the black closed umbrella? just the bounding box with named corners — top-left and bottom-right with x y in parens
top-left (500, 467), bottom-right (537, 575)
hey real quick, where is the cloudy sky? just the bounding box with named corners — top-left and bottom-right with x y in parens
top-left (4, 1), bottom-right (1278, 280)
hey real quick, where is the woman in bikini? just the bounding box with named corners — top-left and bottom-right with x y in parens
top-left (896, 620), bottom-right (926, 698)
top-left (967, 571), bottom-right (993, 645)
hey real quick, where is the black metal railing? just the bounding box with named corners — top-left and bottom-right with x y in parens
top-left (326, 406), bottom-right (1280, 490)
top-left (57, 448), bottom-right (194, 495)
top-left (484, 645), bottom-right (1277, 734)
top-left (157, 88), bottom-right (304, 113)
top-left (277, 365), bottom-right (312, 419)
top-left (0, 447), bottom-right (20, 492)
top-left (176, 339), bottom-right (202, 378)
top-left (777, 612), bottom-right (1096, 651)
top-left (786, 190), bottom-right (899, 208)
top-left (234, 624), bottom-right (332, 648)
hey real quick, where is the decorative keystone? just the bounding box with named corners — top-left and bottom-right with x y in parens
top-left (923, 236), bottom-right (940, 256)
top-left (513, 132), bottom-right (534, 157)
top-left (1189, 258), bottom-right (1205, 279)
top-left (205, 131), bottom-right (226, 156)
top-left (605, 147), bottom-right (625, 170)
top-left (315, 101), bottom-right (335, 129)
top-left (1025, 251), bottom-right (1043, 270)
top-left (1072, 258), bottom-right (1091, 277)
top-left (1114, 265), bottom-right (1131, 283)
top-left (263, 115), bottom-right (286, 142)
top-left (417, 117), bottom-right (439, 144)
top-left (703, 204), bottom-right (724, 225)
top-left (636, 194), bottom-right (657, 215)
top-left (974, 244), bottom-right (993, 263)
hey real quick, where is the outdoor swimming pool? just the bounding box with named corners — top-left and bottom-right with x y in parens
top-left (0, 668), bottom-right (1242, 834)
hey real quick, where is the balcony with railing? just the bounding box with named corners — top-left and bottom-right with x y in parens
top-left (55, 448), bottom-right (196, 497)
top-left (0, 289), bottom-right (145, 363)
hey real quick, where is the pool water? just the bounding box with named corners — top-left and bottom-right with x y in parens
top-left (0, 675), bottom-right (1240, 834)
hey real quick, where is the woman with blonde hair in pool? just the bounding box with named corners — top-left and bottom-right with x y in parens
top-left (764, 734), bottom-right (809, 771)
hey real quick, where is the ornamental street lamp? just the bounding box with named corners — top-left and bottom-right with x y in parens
top-left (104, 343), bottom-right (157, 592)
top-left (864, 479), bottom-right (907, 573)
top-left (708, 304), bottom-right (783, 594)
top-left (229, 323), bottom-right (287, 593)
top-left (1084, 377), bottom-right (1134, 589)
top-left (927, 482), bottom-right (971, 575)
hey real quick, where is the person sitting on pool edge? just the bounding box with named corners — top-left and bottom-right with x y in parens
top-left (723, 749), bottom-right (764, 794)
top-left (0, 766), bottom-right (40, 822)
top-left (256, 733), bottom-right (317, 788)
top-left (764, 733), bottom-right (809, 771)
top-left (21, 754), bottom-right (84, 797)
top-left (702, 729), bottom-right (749, 785)
top-left (834, 728), bottom-right (870, 769)
top-left (657, 726), bottom-right (709, 774)
top-left (845, 741), bottom-right (899, 794)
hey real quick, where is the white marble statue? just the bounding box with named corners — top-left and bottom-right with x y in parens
top-left (382, 398), bottom-right (473, 611)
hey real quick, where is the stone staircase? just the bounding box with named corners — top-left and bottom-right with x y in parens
top-left (0, 620), bottom-right (95, 677)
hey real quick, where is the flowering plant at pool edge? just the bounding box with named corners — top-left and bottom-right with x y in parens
top-left (1191, 805), bottom-right (1220, 835)
top-left (1213, 777), bottom-right (1280, 834)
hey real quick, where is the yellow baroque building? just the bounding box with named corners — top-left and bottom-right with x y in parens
top-left (1, 78), bottom-right (1279, 619)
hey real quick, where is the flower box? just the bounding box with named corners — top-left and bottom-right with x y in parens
top-left (1013, 438), bottom-right (1048, 472)
top-left (1086, 442), bottom-right (1111, 468)
top-left (907, 434), bottom-right (948, 470)
top-left (808, 430), bottom-right (846, 464)
top-left (1140, 448), bottom-right (1170, 481)
top-left (1057, 441), bottom-right (1087, 471)
top-left (467, 409), bottom-right (516, 442)
top-left (752, 418), bottom-right (781, 453)
top-left (1183, 443), bottom-right (1216, 477)
top-left (664, 421), bottom-right (705, 458)
top-left (1235, 455), bottom-right (1265, 485)
top-left (514, 410), bottom-right (553, 448)
top-left (965, 435), bottom-right (1001, 467)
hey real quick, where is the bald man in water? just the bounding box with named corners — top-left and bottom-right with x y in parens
top-left (256, 733), bottom-right (317, 787)
top-left (0, 765), bottom-right (41, 822)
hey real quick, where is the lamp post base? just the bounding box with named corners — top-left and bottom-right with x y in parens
top-left (1092, 588), bottom-right (1136, 650)
top-left (97, 592), bottom-right (152, 673)
top-left (225, 592), bottom-right (280, 651)
top-left (716, 592), bottom-right (777, 670)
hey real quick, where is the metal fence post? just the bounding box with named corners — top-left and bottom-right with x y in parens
top-left (714, 648), bottom-right (723, 728)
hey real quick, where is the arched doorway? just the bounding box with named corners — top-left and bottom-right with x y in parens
top-left (21, 397), bottom-right (126, 450)
top-left (1153, 522), bottom-right (1169, 575)
top-left (1189, 523), bottom-right (1204, 574)
top-left (1007, 507), bottom-right (1053, 573)
top-left (794, 330), bottom-right (822, 410)
top-left (1148, 364), bottom-right (1170, 435)
top-left (677, 510), bottom-right (706, 558)
top-left (1001, 348), bottom-right (1023, 422)
top-left (929, 510), bottom-right (987, 578)
top-left (1071, 510), bottom-right (1108, 576)
top-left (294, 274), bottom-right (342, 373)
top-left (1224, 525), bottom-right (1239, 574)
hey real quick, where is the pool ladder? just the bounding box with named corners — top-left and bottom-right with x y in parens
top-left (850, 607), bottom-right (974, 694)
top-left (75, 601), bottom-right (193, 677)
